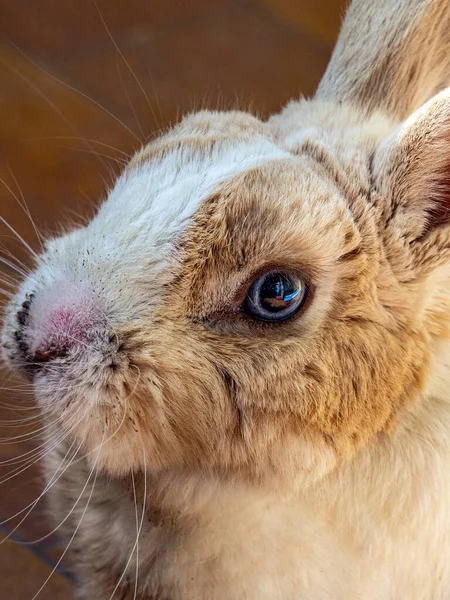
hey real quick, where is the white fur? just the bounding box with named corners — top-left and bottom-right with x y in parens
top-left (96, 136), bottom-right (290, 262)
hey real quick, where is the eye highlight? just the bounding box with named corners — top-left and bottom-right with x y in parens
top-left (243, 271), bottom-right (307, 322)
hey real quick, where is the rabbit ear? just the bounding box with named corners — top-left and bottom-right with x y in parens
top-left (373, 88), bottom-right (450, 240)
top-left (371, 88), bottom-right (450, 285)
top-left (317, 0), bottom-right (450, 121)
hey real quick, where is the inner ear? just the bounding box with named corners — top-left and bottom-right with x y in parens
top-left (373, 88), bottom-right (450, 240)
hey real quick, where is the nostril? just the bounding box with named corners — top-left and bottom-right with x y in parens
top-left (33, 347), bottom-right (67, 363)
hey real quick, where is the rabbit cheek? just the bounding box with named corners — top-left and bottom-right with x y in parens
top-left (303, 324), bottom-right (431, 459)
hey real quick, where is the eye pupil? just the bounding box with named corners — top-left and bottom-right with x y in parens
top-left (244, 271), bottom-right (307, 322)
top-left (260, 274), bottom-right (299, 311)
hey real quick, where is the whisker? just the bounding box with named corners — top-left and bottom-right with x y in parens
top-left (19, 441), bottom-right (97, 546)
top-left (0, 383), bottom-right (37, 392)
top-left (0, 255), bottom-right (28, 277)
top-left (0, 271), bottom-right (18, 283)
top-left (66, 366), bottom-right (142, 468)
top-left (0, 396), bottom-right (81, 438)
top-left (116, 56), bottom-right (145, 141)
top-left (0, 411), bottom-right (43, 425)
top-left (0, 246), bottom-right (31, 275)
top-left (15, 367), bottom-right (140, 551)
top-left (0, 288), bottom-right (14, 298)
top-left (6, 41), bottom-right (141, 144)
top-left (107, 396), bottom-right (146, 600)
top-left (146, 71), bottom-right (165, 131)
top-left (65, 146), bottom-right (128, 166)
top-left (0, 410), bottom-right (83, 485)
top-left (0, 216), bottom-right (38, 259)
top-left (5, 423), bottom-right (85, 539)
top-left (0, 273), bottom-right (18, 286)
top-left (4, 166), bottom-right (45, 250)
top-left (21, 136), bottom-right (131, 158)
top-left (94, 0), bottom-right (153, 117)
top-left (1, 57), bottom-right (111, 174)
top-left (132, 471), bottom-right (140, 600)
top-left (134, 451), bottom-right (146, 600)
top-left (30, 431), bottom-right (103, 600)
top-left (0, 421), bottom-right (58, 447)
top-left (0, 405), bottom-right (40, 416)
top-left (0, 434), bottom-right (83, 530)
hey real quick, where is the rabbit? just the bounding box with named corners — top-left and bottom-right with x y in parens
top-left (2, 0), bottom-right (450, 597)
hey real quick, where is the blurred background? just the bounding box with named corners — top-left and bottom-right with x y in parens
top-left (0, 0), bottom-right (345, 597)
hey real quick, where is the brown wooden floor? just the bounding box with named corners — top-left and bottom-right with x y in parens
top-left (0, 0), bottom-right (345, 597)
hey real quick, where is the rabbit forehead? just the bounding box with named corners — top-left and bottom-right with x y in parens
top-left (97, 134), bottom-right (290, 251)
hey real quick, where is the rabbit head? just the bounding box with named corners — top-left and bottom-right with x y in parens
top-left (2, 0), bottom-right (450, 488)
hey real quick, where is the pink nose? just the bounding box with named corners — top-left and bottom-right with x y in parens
top-left (32, 306), bottom-right (89, 361)
top-left (24, 286), bottom-right (95, 362)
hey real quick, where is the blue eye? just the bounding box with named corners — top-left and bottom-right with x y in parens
top-left (243, 271), bottom-right (307, 322)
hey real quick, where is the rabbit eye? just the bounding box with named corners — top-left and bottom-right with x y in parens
top-left (243, 271), bottom-right (307, 322)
